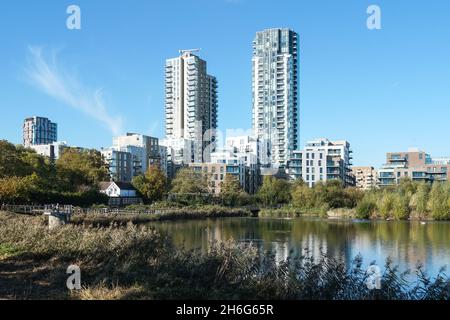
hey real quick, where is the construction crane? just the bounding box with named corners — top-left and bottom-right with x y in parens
top-left (179, 48), bottom-right (201, 56)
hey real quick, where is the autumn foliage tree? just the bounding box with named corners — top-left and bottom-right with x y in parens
top-left (258, 176), bottom-right (291, 207)
top-left (220, 174), bottom-right (245, 206)
top-left (132, 165), bottom-right (167, 204)
top-left (56, 148), bottom-right (109, 191)
top-left (0, 140), bottom-right (108, 206)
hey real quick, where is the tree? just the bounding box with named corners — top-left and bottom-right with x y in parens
top-left (0, 174), bottom-right (40, 204)
top-left (132, 165), bottom-right (167, 204)
top-left (0, 140), bottom-right (54, 180)
top-left (56, 148), bottom-right (109, 191)
top-left (258, 176), bottom-right (291, 207)
top-left (355, 194), bottom-right (377, 219)
top-left (428, 183), bottom-right (449, 220)
top-left (393, 193), bottom-right (410, 220)
top-left (170, 168), bottom-right (209, 195)
top-left (379, 191), bottom-right (395, 219)
top-left (220, 174), bottom-right (244, 206)
top-left (291, 180), bottom-right (316, 209)
top-left (414, 182), bottom-right (430, 217)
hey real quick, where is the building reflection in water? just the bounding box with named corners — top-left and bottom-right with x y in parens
top-left (151, 218), bottom-right (449, 276)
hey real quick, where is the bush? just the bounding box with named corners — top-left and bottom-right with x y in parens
top-left (428, 183), bottom-right (449, 220)
top-left (378, 192), bottom-right (395, 219)
top-left (393, 194), bottom-right (410, 220)
top-left (356, 196), bottom-right (377, 219)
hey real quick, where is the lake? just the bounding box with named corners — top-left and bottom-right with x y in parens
top-left (149, 217), bottom-right (450, 277)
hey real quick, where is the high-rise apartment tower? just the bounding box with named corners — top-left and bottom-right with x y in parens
top-left (252, 28), bottom-right (299, 168)
top-left (165, 49), bottom-right (218, 163)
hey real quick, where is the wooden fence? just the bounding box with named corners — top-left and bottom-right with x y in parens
top-left (1, 204), bottom-right (182, 216)
top-left (1, 204), bottom-right (261, 217)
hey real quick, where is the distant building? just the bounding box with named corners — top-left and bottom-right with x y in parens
top-left (157, 145), bottom-right (169, 177)
top-left (99, 181), bottom-right (141, 207)
top-left (287, 138), bottom-right (355, 188)
top-left (160, 137), bottom-right (195, 167)
top-left (101, 148), bottom-right (133, 183)
top-left (378, 148), bottom-right (450, 186)
top-left (189, 162), bottom-right (230, 195)
top-left (225, 135), bottom-right (270, 167)
top-left (252, 28), bottom-right (299, 168)
top-left (212, 150), bottom-right (259, 194)
top-left (189, 149), bottom-right (259, 195)
top-left (29, 141), bottom-right (67, 162)
top-left (113, 133), bottom-right (159, 174)
top-left (165, 50), bottom-right (218, 163)
top-left (23, 116), bottom-right (57, 147)
top-left (352, 166), bottom-right (378, 190)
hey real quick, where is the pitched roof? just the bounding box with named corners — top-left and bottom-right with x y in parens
top-left (99, 181), bottom-right (136, 191)
top-left (99, 181), bottom-right (113, 191)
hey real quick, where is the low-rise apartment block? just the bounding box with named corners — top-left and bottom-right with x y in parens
top-left (29, 141), bottom-right (68, 162)
top-left (101, 133), bottom-right (165, 182)
top-left (378, 148), bottom-right (450, 186)
top-left (189, 150), bottom-right (260, 195)
top-left (287, 138), bottom-right (355, 188)
top-left (101, 148), bottom-right (133, 183)
top-left (351, 166), bottom-right (378, 190)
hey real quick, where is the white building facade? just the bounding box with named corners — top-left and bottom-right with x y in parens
top-left (252, 28), bottom-right (299, 168)
top-left (288, 138), bottom-right (355, 188)
top-left (165, 50), bottom-right (218, 164)
top-left (29, 141), bottom-right (67, 162)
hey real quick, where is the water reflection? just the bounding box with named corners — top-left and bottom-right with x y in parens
top-left (149, 218), bottom-right (450, 275)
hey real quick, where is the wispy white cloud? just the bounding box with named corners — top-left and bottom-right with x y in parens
top-left (24, 46), bottom-right (124, 135)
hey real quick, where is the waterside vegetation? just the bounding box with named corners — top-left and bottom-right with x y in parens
top-left (0, 211), bottom-right (448, 300)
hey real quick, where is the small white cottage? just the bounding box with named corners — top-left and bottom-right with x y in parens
top-left (99, 182), bottom-right (141, 206)
top-left (99, 181), bottom-right (137, 197)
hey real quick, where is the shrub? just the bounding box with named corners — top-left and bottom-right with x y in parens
top-left (428, 183), bottom-right (449, 220)
top-left (379, 192), bottom-right (395, 219)
top-left (356, 196), bottom-right (377, 219)
top-left (392, 194), bottom-right (410, 220)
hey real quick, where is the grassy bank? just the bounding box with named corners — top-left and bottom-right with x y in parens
top-left (0, 211), bottom-right (448, 300)
top-left (71, 205), bottom-right (251, 226)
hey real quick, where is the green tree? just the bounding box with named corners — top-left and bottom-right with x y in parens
top-left (428, 183), bottom-right (449, 220)
top-left (379, 191), bottom-right (395, 219)
top-left (414, 182), bottom-right (430, 217)
top-left (132, 165), bottom-right (167, 204)
top-left (392, 193), bottom-right (410, 220)
top-left (0, 141), bottom-right (29, 178)
top-left (0, 174), bottom-right (40, 204)
top-left (220, 174), bottom-right (244, 206)
top-left (258, 176), bottom-right (291, 207)
top-left (170, 168), bottom-right (209, 195)
top-left (0, 140), bottom-right (54, 180)
top-left (56, 148), bottom-right (109, 191)
top-left (291, 180), bottom-right (316, 209)
top-left (355, 193), bottom-right (377, 219)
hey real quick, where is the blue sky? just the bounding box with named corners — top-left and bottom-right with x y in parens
top-left (1, 0), bottom-right (450, 167)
